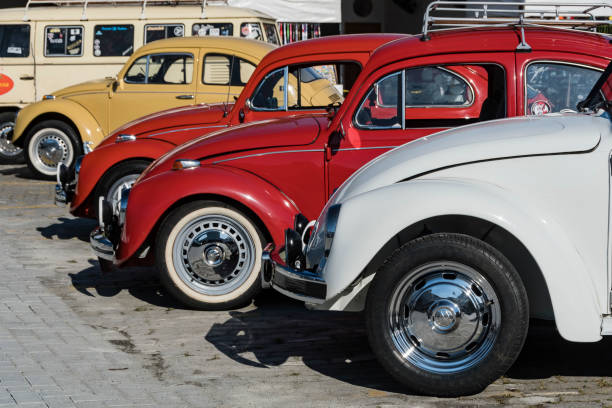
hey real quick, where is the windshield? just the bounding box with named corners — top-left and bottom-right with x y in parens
top-left (578, 60), bottom-right (612, 112)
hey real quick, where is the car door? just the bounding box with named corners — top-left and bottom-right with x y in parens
top-left (326, 53), bottom-right (516, 197)
top-left (108, 49), bottom-right (196, 132)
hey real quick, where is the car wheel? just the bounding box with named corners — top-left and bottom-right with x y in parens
top-left (366, 233), bottom-right (528, 397)
top-left (24, 120), bottom-right (81, 179)
top-left (0, 112), bottom-right (24, 164)
top-left (94, 160), bottom-right (151, 216)
top-left (156, 200), bottom-right (264, 310)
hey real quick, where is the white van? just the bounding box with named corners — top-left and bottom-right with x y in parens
top-left (0, 0), bottom-right (278, 162)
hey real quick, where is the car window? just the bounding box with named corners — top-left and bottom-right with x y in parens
top-left (192, 23), bottom-right (233, 37)
top-left (263, 23), bottom-right (279, 45)
top-left (355, 72), bottom-right (402, 129)
top-left (125, 53), bottom-right (193, 84)
top-left (45, 26), bottom-right (83, 57)
top-left (94, 25), bottom-right (134, 57)
top-left (287, 64), bottom-right (346, 109)
top-left (405, 67), bottom-right (473, 106)
top-left (0, 24), bottom-right (30, 58)
top-left (145, 24), bottom-right (184, 44)
top-left (241, 23), bottom-right (263, 41)
top-left (251, 67), bottom-right (286, 110)
top-left (525, 62), bottom-right (601, 115)
top-left (202, 54), bottom-right (255, 86)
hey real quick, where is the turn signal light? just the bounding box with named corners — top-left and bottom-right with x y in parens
top-left (172, 159), bottom-right (200, 170)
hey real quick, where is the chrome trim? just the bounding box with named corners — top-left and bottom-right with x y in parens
top-left (283, 65), bottom-right (289, 112)
top-left (147, 125), bottom-right (227, 139)
top-left (173, 159), bottom-right (200, 170)
top-left (401, 69), bottom-right (406, 129)
top-left (115, 134), bottom-right (136, 143)
top-left (249, 66), bottom-right (287, 112)
top-left (123, 52), bottom-right (195, 85)
top-left (212, 149), bottom-right (324, 164)
top-left (42, 94), bottom-right (56, 100)
top-left (324, 204), bottom-right (341, 253)
top-left (90, 227), bottom-right (115, 261)
top-left (118, 187), bottom-right (130, 226)
top-left (83, 141), bottom-right (94, 154)
top-left (336, 146), bottom-right (398, 151)
top-left (54, 183), bottom-right (67, 206)
top-left (270, 259), bottom-right (326, 304)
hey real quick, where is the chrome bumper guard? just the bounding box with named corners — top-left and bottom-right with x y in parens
top-left (262, 243), bottom-right (327, 304)
top-left (90, 226), bottom-right (115, 261)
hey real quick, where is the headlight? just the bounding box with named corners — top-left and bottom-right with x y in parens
top-left (305, 203), bottom-right (341, 270)
top-left (324, 204), bottom-right (341, 255)
top-left (118, 187), bottom-right (131, 226)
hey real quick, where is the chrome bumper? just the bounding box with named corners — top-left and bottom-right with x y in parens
top-left (262, 244), bottom-right (327, 304)
top-left (54, 183), bottom-right (68, 206)
top-left (90, 226), bottom-right (115, 261)
top-left (54, 162), bottom-right (77, 206)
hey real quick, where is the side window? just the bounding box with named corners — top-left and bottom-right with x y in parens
top-left (288, 64), bottom-right (351, 109)
top-left (526, 62), bottom-right (601, 114)
top-left (202, 54), bottom-right (255, 86)
top-left (405, 67), bottom-right (473, 106)
top-left (0, 24), bottom-right (30, 58)
top-left (144, 24), bottom-right (184, 44)
top-left (251, 67), bottom-right (286, 110)
top-left (355, 72), bottom-right (402, 129)
top-left (45, 26), bottom-right (83, 57)
top-left (241, 23), bottom-right (263, 41)
top-left (94, 25), bottom-right (134, 57)
top-left (263, 23), bottom-right (279, 45)
top-left (125, 53), bottom-right (193, 84)
top-left (192, 23), bottom-right (233, 37)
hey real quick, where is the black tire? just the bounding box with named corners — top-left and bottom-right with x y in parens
top-left (94, 159), bottom-right (151, 217)
top-left (0, 111), bottom-right (24, 164)
top-left (155, 200), bottom-right (265, 310)
top-left (366, 233), bottom-right (528, 397)
top-left (24, 119), bottom-right (82, 179)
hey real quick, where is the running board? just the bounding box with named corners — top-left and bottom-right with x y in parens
top-left (601, 316), bottom-right (612, 335)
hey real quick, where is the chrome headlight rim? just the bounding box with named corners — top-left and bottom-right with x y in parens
top-left (324, 204), bottom-right (341, 255)
top-left (118, 187), bottom-right (131, 227)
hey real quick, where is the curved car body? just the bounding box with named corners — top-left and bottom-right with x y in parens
top-left (63, 33), bottom-right (405, 218)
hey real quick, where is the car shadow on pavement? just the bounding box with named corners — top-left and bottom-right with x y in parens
top-left (37, 217), bottom-right (97, 242)
top-left (0, 164), bottom-right (37, 179)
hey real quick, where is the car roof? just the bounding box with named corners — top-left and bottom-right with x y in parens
top-left (1, 5), bottom-right (274, 21)
top-left (134, 36), bottom-right (276, 57)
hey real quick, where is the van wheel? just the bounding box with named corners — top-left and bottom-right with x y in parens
top-left (156, 200), bottom-right (264, 310)
top-left (25, 120), bottom-right (81, 179)
top-left (366, 233), bottom-right (528, 397)
top-left (94, 160), bottom-right (151, 217)
top-left (0, 112), bottom-right (23, 164)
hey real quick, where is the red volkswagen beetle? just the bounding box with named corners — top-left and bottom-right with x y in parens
top-left (56, 33), bottom-right (404, 218)
top-left (92, 26), bottom-right (611, 309)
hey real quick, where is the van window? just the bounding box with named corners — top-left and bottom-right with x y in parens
top-left (45, 26), bottom-right (83, 57)
top-left (94, 25), bottom-right (134, 57)
top-left (263, 23), bottom-right (279, 45)
top-left (125, 53), bottom-right (194, 84)
top-left (241, 23), bottom-right (263, 41)
top-left (145, 24), bottom-right (184, 44)
top-left (0, 24), bottom-right (30, 58)
top-left (203, 54), bottom-right (255, 86)
top-left (192, 23), bottom-right (233, 37)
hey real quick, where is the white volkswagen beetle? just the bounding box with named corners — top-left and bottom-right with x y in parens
top-left (262, 62), bottom-right (612, 396)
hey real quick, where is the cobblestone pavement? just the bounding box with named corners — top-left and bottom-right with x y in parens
top-left (1, 163), bottom-right (612, 407)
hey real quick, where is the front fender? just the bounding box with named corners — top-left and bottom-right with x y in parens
top-left (324, 178), bottom-right (602, 342)
top-left (13, 99), bottom-right (104, 146)
top-left (116, 164), bottom-right (299, 264)
top-left (70, 138), bottom-right (175, 217)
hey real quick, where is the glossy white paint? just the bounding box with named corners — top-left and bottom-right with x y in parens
top-left (314, 112), bottom-right (612, 343)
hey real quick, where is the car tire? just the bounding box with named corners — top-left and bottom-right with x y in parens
top-left (0, 111), bottom-right (24, 164)
top-left (156, 200), bottom-right (265, 310)
top-left (94, 160), bottom-right (151, 216)
top-left (24, 119), bottom-right (81, 179)
top-left (366, 233), bottom-right (528, 397)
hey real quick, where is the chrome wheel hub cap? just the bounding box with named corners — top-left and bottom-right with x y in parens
top-left (38, 137), bottom-right (65, 166)
top-left (388, 261), bottom-right (500, 374)
top-left (173, 215), bottom-right (255, 295)
top-left (0, 121), bottom-right (21, 157)
top-left (29, 128), bottom-right (73, 175)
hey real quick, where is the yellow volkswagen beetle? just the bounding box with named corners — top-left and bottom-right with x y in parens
top-left (12, 36), bottom-right (274, 178)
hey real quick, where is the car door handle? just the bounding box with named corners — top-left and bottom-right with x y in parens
top-left (176, 94), bottom-right (194, 100)
top-left (19, 75), bottom-right (34, 80)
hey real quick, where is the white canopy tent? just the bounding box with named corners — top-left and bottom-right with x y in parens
top-left (227, 0), bottom-right (341, 22)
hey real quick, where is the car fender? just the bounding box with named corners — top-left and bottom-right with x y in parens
top-left (70, 138), bottom-right (175, 216)
top-left (323, 178), bottom-right (601, 342)
top-left (12, 99), bottom-right (104, 146)
top-left (116, 164), bottom-right (299, 264)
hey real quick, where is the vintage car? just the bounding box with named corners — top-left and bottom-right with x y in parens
top-left (11, 36), bottom-right (274, 179)
top-left (0, 0), bottom-right (279, 164)
top-left (91, 25), bottom-right (610, 311)
top-left (56, 34), bottom-right (403, 218)
top-left (262, 59), bottom-right (612, 397)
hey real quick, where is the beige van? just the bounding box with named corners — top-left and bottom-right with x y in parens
top-left (0, 0), bottom-right (279, 163)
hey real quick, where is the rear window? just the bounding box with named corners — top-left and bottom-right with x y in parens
top-left (45, 26), bottom-right (83, 57)
top-left (94, 25), bottom-right (134, 57)
top-left (145, 24), bottom-right (184, 44)
top-left (264, 23), bottom-right (279, 45)
top-left (192, 23), bottom-right (233, 37)
top-left (0, 24), bottom-right (30, 58)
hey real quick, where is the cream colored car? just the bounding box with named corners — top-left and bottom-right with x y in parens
top-left (11, 36), bottom-right (274, 178)
top-left (0, 0), bottom-right (279, 164)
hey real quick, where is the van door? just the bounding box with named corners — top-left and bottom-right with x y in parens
top-left (0, 23), bottom-right (35, 106)
top-left (108, 50), bottom-right (197, 132)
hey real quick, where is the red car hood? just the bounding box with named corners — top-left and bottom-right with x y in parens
top-left (97, 103), bottom-right (231, 148)
top-left (141, 115), bottom-right (326, 179)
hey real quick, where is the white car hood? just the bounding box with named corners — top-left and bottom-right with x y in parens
top-left (332, 113), bottom-right (606, 204)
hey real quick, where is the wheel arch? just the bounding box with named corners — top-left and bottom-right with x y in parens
top-left (16, 112), bottom-right (80, 149)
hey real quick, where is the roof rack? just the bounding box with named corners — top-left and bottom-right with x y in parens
top-left (422, 1), bottom-right (612, 41)
top-left (23, 0), bottom-right (229, 20)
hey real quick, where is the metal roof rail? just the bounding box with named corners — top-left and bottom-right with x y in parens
top-left (23, 0), bottom-right (229, 20)
top-left (422, 1), bottom-right (612, 44)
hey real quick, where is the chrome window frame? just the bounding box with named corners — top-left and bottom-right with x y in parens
top-left (354, 71), bottom-right (404, 130)
top-left (404, 66), bottom-right (475, 108)
top-left (124, 52), bottom-right (194, 85)
top-left (43, 25), bottom-right (84, 58)
top-left (249, 66), bottom-right (288, 112)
